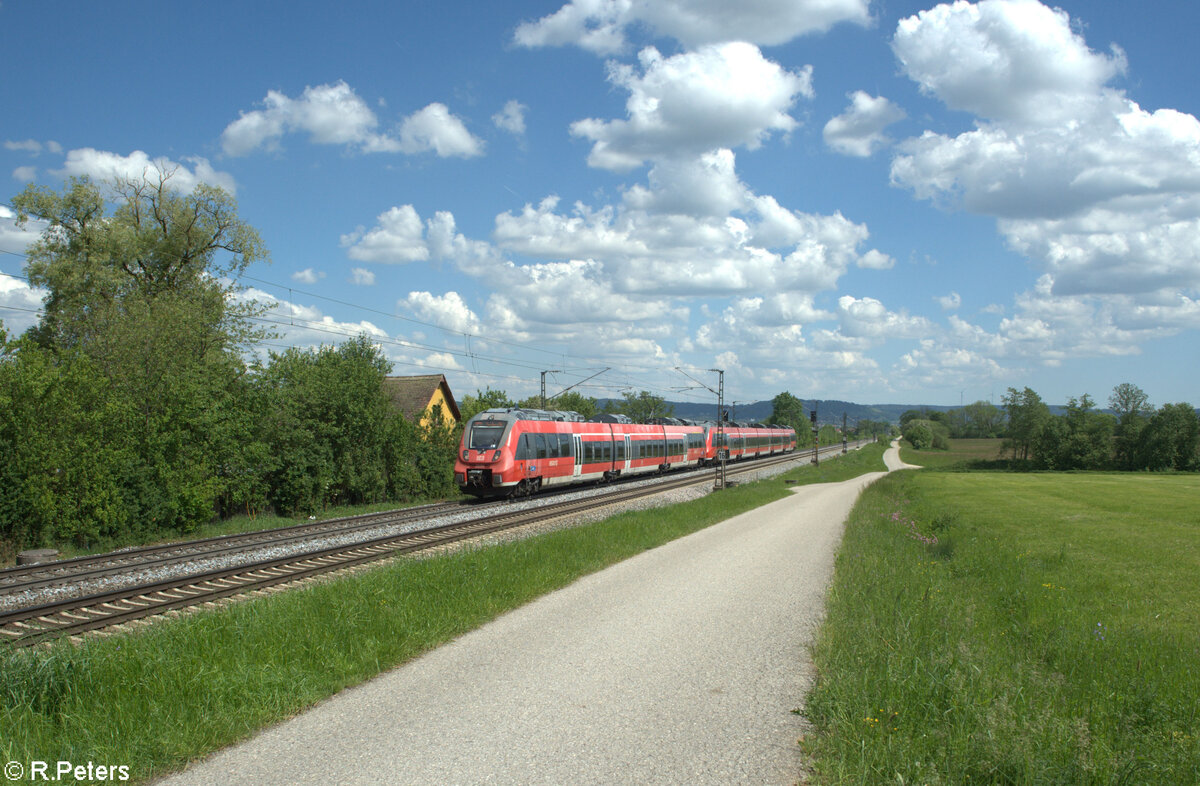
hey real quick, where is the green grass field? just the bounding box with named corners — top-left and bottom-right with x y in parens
top-left (900, 437), bottom-right (1008, 469)
top-left (0, 445), bottom-right (887, 784)
top-left (804, 469), bottom-right (1200, 784)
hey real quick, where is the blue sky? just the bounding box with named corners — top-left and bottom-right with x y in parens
top-left (3, 0), bottom-right (1199, 409)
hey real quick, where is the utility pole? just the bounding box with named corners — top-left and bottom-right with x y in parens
top-left (843, 412), bottom-right (848, 454)
top-left (540, 370), bottom-right (561, 409)
top-left (673, 366), bottom-right (727, 489)
top-left (810, 405), bottom-right (819, 466)
top-left (715, 369), bottom-right (726, 489)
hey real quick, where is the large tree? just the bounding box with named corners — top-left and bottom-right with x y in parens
top-left (1032, 394), bottom-right (1114, 470)
top-left (260, 335), bottom-right (394, 514)
top-left (4, 173), bottom-right (272, 541)
top-left (606, 390), bottom-right (673, 422)
top-left (1135, 403), bottom-right (1200, 471)
top-left (1109, 382), bottom-right (1151, 470)
top-left (517, 389), bottom-right (599, 418)
top-left (460, 387), bottom-right (516, 422)
top-left (768, 391), bottom-right (805, 429)
top-left (1002, 387), bottom-right (1050, 462)
top-left (948, 400), bottom-right (1005, 438)
top-left (13, 172), bottom-right (267, 352)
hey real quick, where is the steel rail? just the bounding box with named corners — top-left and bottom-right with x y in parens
top-left (0, 501), bottom-right (470, 596)
top-left (1, 443), bottom-right (864, 646)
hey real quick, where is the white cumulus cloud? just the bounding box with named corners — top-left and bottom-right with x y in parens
top-left (221, 82), bottom-right (482, 158)
top-left (570, 43), bottom-right (812, 171)
top-left (404, 291), bottom-right (484, 335)
top-left (514, 0), bottom-right (870, 53)
top-left (824, 91), bottom-right (906, 157)
top-left (492, 100), bottom-right (528, 136)
top-left (889, 0), bottom-right (1200, 300)
top-left (57, 148), bottom-right (238, 195)
top-left (341, 205), bottom-right (431, 264)
top-left (291, 268), bottom-right (325, 285)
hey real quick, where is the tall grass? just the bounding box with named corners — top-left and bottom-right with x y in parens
top-left (804, 471), bottom-right (1200, 784)
top-left (0, 445), bottom-right (886, 784)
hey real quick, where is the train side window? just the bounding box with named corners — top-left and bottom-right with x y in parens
top-left (535, 434), bottom-right (548, 459)
top-left (561, 434), bottom-right (573, 457)
top-left (517, 434), bottom-right (531, 461)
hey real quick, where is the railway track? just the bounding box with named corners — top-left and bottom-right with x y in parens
top-left (0, 500), bottom-right (471, 599)
top-left (0, 444), bottom-right (860, 647)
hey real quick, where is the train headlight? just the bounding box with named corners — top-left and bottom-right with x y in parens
top-left (491, 450), bottom-right (502, 462)
top-left (462, 450), bottom-right (469, 461)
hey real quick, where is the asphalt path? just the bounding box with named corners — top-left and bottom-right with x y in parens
top-left (157, 443), bottom-right (915, 785)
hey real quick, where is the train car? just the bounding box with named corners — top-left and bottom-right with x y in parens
top-left (455, 408), bottom-right (795, 498)
top-left (707, 422), bottom-right (797, 463)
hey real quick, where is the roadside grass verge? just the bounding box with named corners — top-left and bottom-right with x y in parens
top-left (0, 446), bottom-right (886, 784)
top-left (803, 470), bottom-right (1200, 784)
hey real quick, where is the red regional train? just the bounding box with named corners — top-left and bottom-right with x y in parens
top-left (454, 408), bottom-right (797, 498)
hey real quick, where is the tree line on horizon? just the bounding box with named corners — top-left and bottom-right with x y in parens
top-left (900, 384), bottom-right (1199, 471)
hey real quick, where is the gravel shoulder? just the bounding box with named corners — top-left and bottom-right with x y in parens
top-left (156, 447), bottom-right (907, 785)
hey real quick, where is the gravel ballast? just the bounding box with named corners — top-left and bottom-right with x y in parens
top-left (1, 453), bottom-right (818, 613)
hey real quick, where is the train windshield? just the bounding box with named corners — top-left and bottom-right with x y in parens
top-left (468, 421), bottom-right (507, 450)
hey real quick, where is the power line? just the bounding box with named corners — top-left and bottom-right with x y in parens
top-left (0, 249), bottom-right (748, 405)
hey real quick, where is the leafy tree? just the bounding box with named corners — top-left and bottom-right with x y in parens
top-left (606, 390), bottom-right (673, 422)
top-left (768, 391), bottom-right (815, 447)
top-left (1135, 403), bottom-right (1200, 471)
top-left (3, 173), bottom-right (270, 542)
top-left (1002, 387), bottom-right (1050, 462)
top-left (1109, 383), bottom-right (1151, 470)
top-left (516, 389), bottom-right (598, 418)
top-left (902, 419), bottom-right (949, 450)
top-left (1109, 382), bottom-right (1151, 417)
top-left (1032, 394), bottom-right (1114, 470)
top-left (768, 391), bottom-right (805, 429)
top-left (13, 173), bottom-right (266, 352)
top-left (543, 390), bottom-right (599, 418)
top-left (855, 419), bottom-right (889, 442)
top-left (948, 400), bottom-right (1005, 438)
top-left (260, 336), bottom-right (393, 515)
top-left (817, 423), bottom-right (841, 446)
top-left (459, 387), bottom-right (515, 422)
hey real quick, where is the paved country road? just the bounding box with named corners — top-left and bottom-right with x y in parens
top-left (156, 444), bottom-right (915, 785)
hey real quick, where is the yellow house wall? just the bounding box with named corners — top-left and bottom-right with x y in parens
top-left (421, 388), bottom-right (458, 429)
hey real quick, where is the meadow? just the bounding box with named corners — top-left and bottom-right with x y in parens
top-left (900, 436), bottom-right (1008, 469)
top-left (803, 468), bottom-right (1200, 783)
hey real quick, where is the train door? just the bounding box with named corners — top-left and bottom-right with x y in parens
top-left (573, 434), bottom-right (583, 478)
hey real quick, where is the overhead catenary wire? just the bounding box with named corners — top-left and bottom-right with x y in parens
top-left (0, 248), bottom-right (751, 406)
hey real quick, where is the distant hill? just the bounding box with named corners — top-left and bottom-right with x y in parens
top-left (598, 398), bottom-right (956, 426)
top-left (594, 397), bottom-right (1197, 425)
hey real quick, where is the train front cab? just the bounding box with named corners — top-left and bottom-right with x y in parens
top-left (456, 409), bottom-right (580, 497)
